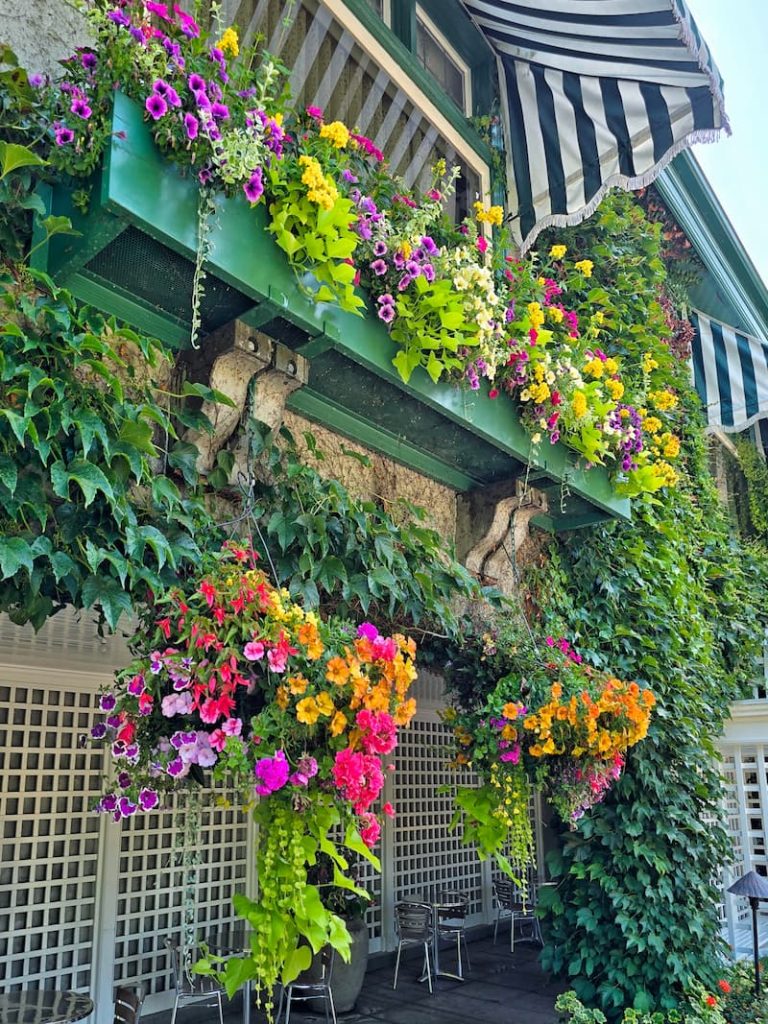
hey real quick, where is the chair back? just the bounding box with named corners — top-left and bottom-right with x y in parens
top-left (436, 891), bottom-right (469, 919)
top-left (113, 987), bottom-right (143, 1024)
top-left (394, 901), bottom-right (432, 941)
top-left (493, 878), bottom-right (515, 909)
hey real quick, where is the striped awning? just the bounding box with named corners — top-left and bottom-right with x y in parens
top-left (461, 0), bottom-right (729, 251)
top-left (690, 311), bottom-right (768, 432)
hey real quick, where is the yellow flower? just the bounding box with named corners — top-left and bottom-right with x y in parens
top-left (296, 696), bottom-right (319, 725)
top-left (217, 26), bottom-right (239, 57)
top-left (315, 691), bottom-right (335, 717)
top-left (549, 244), bottom-right (567, 259)
top-left (473, 201), bottom-right (504, 226)
top-left (643, 415), bottom-right (662, 434)
top-left (604, 357), bottom-right (619, 375)
top-left (584, 358), bottom-right (604, 379)
top-left (605, 378), bottom-right (625, 401)
top-left (298, 155), bottom-right (338, 209)
top-left (329, 710), bottom-right (347, 737)
top-left (572, 391), bottom-right (588, 419)
top-left (400, 240), bottom-right (412, 259)
top-left (649, 389), bottom-right (678, 411)
top-left (547, 306), bottom-right (564, 324)
top-left (575, 259), bottom-right (594, 277)
top-left (592, 310), bottom-right (605, 325)
top-left (529, 381), bottom-right (551, 403)
top-left (527, 301), bottom-right (545, 329)
top-left (288, 674), bottom-right (308, 696)
top-left (276, 685), bottom-right (289, 711)
top-left (319, 120), bottom-right (350, 149)
top-left (662, 433), bottom-right (681, 459)
top-left (642, 351), bottom-right (659, 374)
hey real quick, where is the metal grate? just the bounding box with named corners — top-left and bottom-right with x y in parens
top-left (0, 682), bottom-right (104, 992)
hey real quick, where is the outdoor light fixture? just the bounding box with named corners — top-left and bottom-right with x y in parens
top-left (727, 870), bottom-right (768, 994)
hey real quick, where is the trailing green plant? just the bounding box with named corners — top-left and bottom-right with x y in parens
top-left (242, 421), bottom-right (487, 636)
top-left (526, 376), bottom-right (768, 1015)
top-left (0, 265), bottom-right (225, 628)
top-left (734, 434), bottom-right (768, 543)
top-left (556, 985), bottom-right (732, 1024)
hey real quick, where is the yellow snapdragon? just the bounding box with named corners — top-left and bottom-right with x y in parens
top-left (298, 155), bottom-right (338, 209)
top-left (319, 120), bottom-right (350, 148)
top-left (473, 201), bottom-right (504, 226)
top-left (550, 244), bottom-right (567, 259)
top-left (217, 26), bottom-right (239, 57)
top-left (574, 259), bottom-right (594, 277)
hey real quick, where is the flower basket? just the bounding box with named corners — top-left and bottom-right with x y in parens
top-left (33, 91), bottom-right (630, 529)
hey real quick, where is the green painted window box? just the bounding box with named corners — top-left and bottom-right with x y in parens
top-left (33, 91), bottom-right (630, 530)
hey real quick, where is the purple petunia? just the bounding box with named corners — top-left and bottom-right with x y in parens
top-left (422, 264), bottom-right (435, 283)
top-left (107, 9), bottom-right (130, 26)
top-left (54, 125), bottom-right (75, 146)
top-left (117, 771), bottom-right (131, 789)
top-left (210, 101), bottom-right (230, 120)
top-left (100, 794), bottom-right (118, 813)
top-left (139, 788), bottom-right (159, 811)
top-left (70, 97), bottom-right (92, 118)
top-left (184, 112), bottom-right (198, 140)
top-left (80, 51), bottom-right (97, 70)
top-left (91, 722), bottom-right (107, 740)
top-left (405, 260), bottom-right (421, 277)
top-left (243, 167), bottom-right (264, 204)
top-left (342, 169), bottom-right (358, 184)
top-left (254, 750), bottom-right (290, 796)
top-left (99, 693), bottom-right (117, 712)
top-left (129, 26), bottom-right (145, 44)
top-left (397, 274), bottom-right (412, 291)
top-left (370, 259), bottom-right (388, 276)
top-left (28, 73), bottom-right (44, 88)
top-left (373, 240), bottom-right (388, 257)
top-left (421, 235), bottom-right (438, 255)
top-left (188, 73), bottom-right (207, 93)
top-left (145, 93), bottom-right (168, 120)
top-left (378, 304), bottom-right (396, 324)
top-left (377, 293), bottom-right (394, 306)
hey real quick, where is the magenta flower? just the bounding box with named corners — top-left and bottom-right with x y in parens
top-left (357, 622), bottom-right (379, 641)
top-left (145, 93), bottom-right (168, 120)
top-left (138, 788), bottom-right (159, 811)
top-left (373, 241), bottom-right (388, 257)
top-left (423, 264), bottom-right (435, 283)
top-left (183, 112), bottom-right (198, 140)
top-left (188, 73), bottom-right (207, 93)
top-left (117, 796), bottom-right (138, 818)
top-left (254, 750), bottom-right (290, 796)
top-left (306, 105), bottom-right (324, 119)
top-left (267, 648), bottom-right (287, 673)
top-left (377, 294), bottom-right (394, 306)
top-left (99, 693), bottom-right (117, 712)
top-left (175, 5), bottom-right (200, 37)
top-left (54, 125), bottom-right (75, 146)
top-left (378, 304), bottom-right (395, 324)
top-left (145, 1), bottom-right (171, 19)
top-left (80, 52), bottom-right (97, 70)
top-left (91, 723), bottom-right (107, 740)
top-left (397, 274), bottom-right (412, 292)
top-left (28, 73), bottom-right (44, 87)
top-left (342, 169), bottom-right (358, 183)
top-left (211, 101), bottom-right (230, 120)
top-left (107, 9), bottom-right (130, 26)
top-left (370, 259), bottom-right (387, 276)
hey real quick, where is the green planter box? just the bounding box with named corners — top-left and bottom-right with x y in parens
top-left (33, 91), bottom-right (630, 529)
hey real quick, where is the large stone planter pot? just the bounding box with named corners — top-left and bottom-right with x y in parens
top-left (305, 918), bottom-right (369, 1015)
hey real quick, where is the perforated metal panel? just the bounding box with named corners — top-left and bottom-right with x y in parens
top-left (114, 788), bottom-right (250, 1008)
top-left (0, 681), bottom-right (104, 992)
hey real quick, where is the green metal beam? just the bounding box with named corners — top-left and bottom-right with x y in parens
top-left (288, 389), bottom-right (480, 492)
top-left (69, 272), bottom-right (191, 348)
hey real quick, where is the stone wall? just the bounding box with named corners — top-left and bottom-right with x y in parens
top-left (0, 0), bottom-right (87, 76)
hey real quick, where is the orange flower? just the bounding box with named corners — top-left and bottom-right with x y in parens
top-left (354, 637), bottom-right (374, 663)
top-left (326, 656), bottom-right (350, 686)
top-left (551, 682), bottom-right (563, 699)
top-left (502, 701), bottom-right (521, 720)
top-left (276, 685), bottom-right (289, 710)
top-left (717, 980), bottom-right (731, 994)
top-left (297, 621), bottom-right (324, 659)
top-left (394, 698), bottom-right (416, 726)
top-left (329, 710), bottom-right (347, 736)
top-left (288, 674), bottom-right (308, 695)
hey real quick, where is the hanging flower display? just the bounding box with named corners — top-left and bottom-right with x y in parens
top-left (444, 635), bottom-right (654, 883)
top-left (92, 543), bottom-right (417, 1009)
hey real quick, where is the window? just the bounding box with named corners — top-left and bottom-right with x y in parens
top-left (364, 0), bottom-right (390, 21)
top-left (415, 7), bottom-right (471, 114)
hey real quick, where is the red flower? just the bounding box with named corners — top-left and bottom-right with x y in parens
top-left (717, 980), bottom-right (731, 994)
top-left (551, 390), bottom-right (562, 406)
top-left (705, 996), bottom-right (717, 1007)
top-left (200, 580), bottom-right (216, 607)
top-left (157, 617), bottom-right (171, 640)
top-left (476, 236), bottom-right (489, 254)
top-left (488, 388), bottom-right (499, 399)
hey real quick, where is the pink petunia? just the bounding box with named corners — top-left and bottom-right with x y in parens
top-left (243, 640), bottom-right (265, 661)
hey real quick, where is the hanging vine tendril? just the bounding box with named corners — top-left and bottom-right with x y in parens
top-left (190, 186), bottom-right (216, 350)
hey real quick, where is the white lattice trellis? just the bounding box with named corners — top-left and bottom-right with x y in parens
top-left (0, 679), bottom-right (104, 993)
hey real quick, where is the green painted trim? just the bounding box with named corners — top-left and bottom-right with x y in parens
top-left (340, 0), bottom-right (492, 162)
top-left (657, 152), bottom-right (768, 340)
top-left (70, 272), bottom-right (191, 347)
top-left (390, 0), bottom-right (416, 51)
top-left (288, 388), bottom-right (478, 491)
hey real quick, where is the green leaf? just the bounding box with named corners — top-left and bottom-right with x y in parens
top-left (0, 141), bottom-right (46, 179)
top-left (343, 825), bottom-right (381, 870)
top-left (0, 537), bottom-right (34, 579)
top-left (0, 454), bottom-right (18, 494)
top-left (280, 944), bottom-right (312, 985)
top-left (66, 459), bottom-right (115, 508)
top-left (167, 441), bottom-right (200, 485)
top-left (80, 574), bottom-right (133, 629)
top-left (119, 419), bottom-right (158, 456)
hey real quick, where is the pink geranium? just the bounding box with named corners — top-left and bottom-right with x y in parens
top-left (356, 709), bottom-right (397, 755)
top-left (254, 750), bottom-right (290, 795)
top-left (359, 812), bottom-right (381, 848)
top-left (243, 640), bottom-right (265, 661)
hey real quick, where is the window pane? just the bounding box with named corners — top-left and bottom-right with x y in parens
top-left (415, 16), bottom-right (467, 112)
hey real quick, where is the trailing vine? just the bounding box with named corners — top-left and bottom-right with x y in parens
top-left (734, 434), bottom-right (768, 541)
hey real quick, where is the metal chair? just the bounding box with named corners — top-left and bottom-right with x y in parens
top-left (276, 946), bottom-right (337, 1024)
top-left (435, 891), bottom-right (471, 975)
top-left (393, 901), bottom-right (434, 994)
top-left (492, 873), bottom-right (543, 952)
top-left (165, 938), bottom-right (225, 1024)
top-left (113, 987), bottom-right (143, 1024)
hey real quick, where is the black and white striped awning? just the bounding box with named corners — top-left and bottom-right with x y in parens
top-left (690, 311), bottom-right (768, 432)
top-left (461, 0), bottom-right (729, 251)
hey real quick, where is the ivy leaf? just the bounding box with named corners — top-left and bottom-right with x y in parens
top-left (81, 574), bottom-right (133, 630)
top-left (0, 141), bottom-right (46, 179)
top-left (66, 459), bottom-right (115, 508)
top-left (0, 454), bottom-right (18, 495)
top-left (167, 441), bottom-right (200, 485)
top-left (1, 408), bottom-right (27, 445)
top-left (0, 537), bottom-right (34, 579)
top-left (151, 475), bottom-right (182, 511)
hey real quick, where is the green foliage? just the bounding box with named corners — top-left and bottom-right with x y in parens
top-left (715, 958), bottom-right (768, 1024)
top-left (390, 274), bottom-right (478, 383)
top-left (528, 382), bottom-right (768, 1014)
top-left (734, 435), bottom-right (768, 542)
top-left (245, 422), bottom-right (487, 635)
top-left (556, 987), bottom-right (729, 1024)
top-left (0, 267), bottom-right (219, 629)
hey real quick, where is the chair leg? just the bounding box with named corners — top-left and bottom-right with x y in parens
top-left (510, 911), bottom-right (515, 953)
top-left (493, 909), bottom-right (499, 945)
top-left (462, 931), bottom-right (471, 970)
top-left (456, 931), bottom-right (462, 978)
top-left (423, 943), bottom-right (432, 995)
top-left (328, 986), bottom-right (337, 1024)
top-left (393, 941), bottom-right (402, 990)
top-left (170, 996), bottom-right (179, 1024)
top-left (276, 987), bottom-right (284, 1023)
top-left (324, 991), bottom-right (330, 1024)
top-left (217, 992), bottom-right (224, 1024)
top-left (285, 987), bottom-right (292, 1024)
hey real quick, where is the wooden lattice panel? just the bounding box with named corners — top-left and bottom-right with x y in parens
top-left (113, 787), bottom-right (250, 1004)
top-left (392, 718), bottom-right (484, 921)
top-left (0, 681), bottom-right (104, 992)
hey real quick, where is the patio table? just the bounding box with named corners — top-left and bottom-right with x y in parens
top-left (404, 893), bottom-right (468, 983)
top-left (206, 928), bottom-right (253, 1024)
top-left (0, 992), bottom-right (94, 1024)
